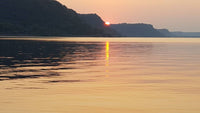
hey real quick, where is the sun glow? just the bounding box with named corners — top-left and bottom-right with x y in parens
top-left (105, 22), bottom-right (110, 26)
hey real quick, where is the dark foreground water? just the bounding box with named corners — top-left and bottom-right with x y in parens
top-left (0, 37), bottom-right (200, 113)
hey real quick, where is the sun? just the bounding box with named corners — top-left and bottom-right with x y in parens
top-left (105, 22), bottom-right (111, 26)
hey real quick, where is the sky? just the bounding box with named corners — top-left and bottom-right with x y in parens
top-left (58, 0), bottom-right (200, 32)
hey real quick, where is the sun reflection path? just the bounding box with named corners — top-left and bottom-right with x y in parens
top-left (106, 41), bottom-right (110, 61)
top-left (105, 41), bottom-right (110, 77)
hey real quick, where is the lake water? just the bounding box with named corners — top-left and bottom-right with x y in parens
top-left (0, 37), bottom-right (200, 113)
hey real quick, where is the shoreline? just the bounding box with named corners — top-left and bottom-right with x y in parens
top-left (1, 37), bottom-right (200, 43)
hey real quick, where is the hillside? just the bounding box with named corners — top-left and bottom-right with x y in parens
top-left (171, 32), bottom-right (200, 37)
top-left (157, 29), bottom-right (173, 37)
top-left (0, 0), bottom-right (109, 36)
top-left (110, 23), bottom-right (164, 37)
top-left (79, 14), bottom-right (105, 29)
top-left (79, 14), bottom-right (120, 36)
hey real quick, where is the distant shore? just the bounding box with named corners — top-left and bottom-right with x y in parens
top-left (0, 36), bottom-right (200, 38)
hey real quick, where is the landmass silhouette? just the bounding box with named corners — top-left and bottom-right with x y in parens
top-left (0, 0), bottom-right (199, 37)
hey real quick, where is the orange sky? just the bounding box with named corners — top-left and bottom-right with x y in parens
top-left (58, 0), bottom-right (200, 32)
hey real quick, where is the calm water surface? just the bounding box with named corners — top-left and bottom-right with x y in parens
top-left (0, 37), bottom-right (200, 113)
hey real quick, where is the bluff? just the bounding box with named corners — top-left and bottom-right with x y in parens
top-left (0, 0), bottom-right (110, 36)
top-left (157, 29), bottom-right (173, 37)
top-left (79, 14), bottom-right (120, 36)
top-left (79, 14), bottom-right (105, 29)
top-left (171, 32), bottom-right (200, 37)
top-left (110, 23), bottom-right (164, 37)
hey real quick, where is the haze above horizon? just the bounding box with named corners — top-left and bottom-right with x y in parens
top-left (58, 0), bottom-right (200, 32)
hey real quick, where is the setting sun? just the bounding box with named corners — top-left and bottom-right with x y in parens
top-left (105, 22), bottom-right (110, 26)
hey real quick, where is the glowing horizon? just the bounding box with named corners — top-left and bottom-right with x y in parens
top-left (105, 22), bottom-right (111, 26)
top-left (58, 0), bottom-right (200, 32)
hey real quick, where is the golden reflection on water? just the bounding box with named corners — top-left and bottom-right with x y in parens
top-left (106, 41), bottom-right (110, 61)
top-left (1, 38), bottom-right (200, 113)
top-left (105, 41), bottom-right (110, 77)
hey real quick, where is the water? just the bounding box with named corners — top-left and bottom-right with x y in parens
top-left (0, 37), bottom-right (200, 113)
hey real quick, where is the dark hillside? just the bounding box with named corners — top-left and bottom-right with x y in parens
top-left (111, 23), bottom-right (164, 37)
top-left (0, 0), bottom-right (107, 36)
top-left (79, 14), bottom-right (120, 36)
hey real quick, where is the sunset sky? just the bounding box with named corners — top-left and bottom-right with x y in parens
top-left (58, 0), bottom-right (200, 32)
